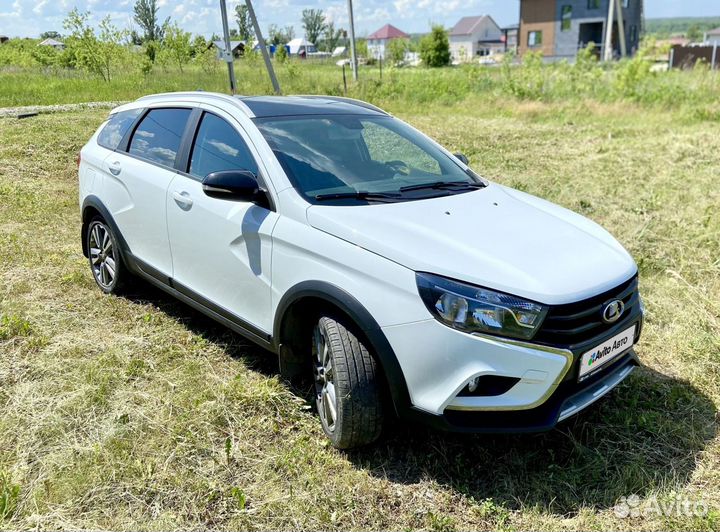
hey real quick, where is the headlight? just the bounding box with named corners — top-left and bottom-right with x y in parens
top-left (416, 273), bottom-right (548, 340)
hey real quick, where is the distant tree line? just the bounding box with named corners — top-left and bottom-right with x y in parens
top-left (645, 17), bottom-right (720, 40)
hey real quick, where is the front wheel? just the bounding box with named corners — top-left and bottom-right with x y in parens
top-left (312, 316), bottom-right (384, 449)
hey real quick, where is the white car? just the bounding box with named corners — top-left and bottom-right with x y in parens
top-left (78, 92), bottom-right (643, 448)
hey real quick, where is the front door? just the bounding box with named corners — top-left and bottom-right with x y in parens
top-left (166, 110), bottom-right (278, 335)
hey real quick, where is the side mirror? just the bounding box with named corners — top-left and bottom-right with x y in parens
top-left (202, 170), bottom-right (263, 203)
top-left (454, 152), bottom-right (469, 165)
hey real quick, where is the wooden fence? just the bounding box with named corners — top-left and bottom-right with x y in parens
top-left (669, 44), bottom-right (719, 70)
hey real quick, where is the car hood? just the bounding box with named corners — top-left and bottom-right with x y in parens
top-left (306, 184), bottom-right (637, 305)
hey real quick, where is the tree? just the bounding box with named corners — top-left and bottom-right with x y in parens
top-left (160, 22), bottom-right (192, 72)
top-left (419, 25), bottom-right (450, 67)
top-left (191, 34), bottom-right (208, 57)
top-left (387, 37), bottom-right (409, 65)
top-left (40, 31), bottom-right (62, 40)
top-left (63, 9), bottom-right (125, 81)
top-left (323, 21), bottom-right (342, 52)
top-left (133, 0), bottom-right (168, 43)
top-left (355, 38), bottom-right (368, 58)
top-left (302, 9), bottom-right (326, 45)
top-left (235, 3), bottom-right (253, 42)
top-left (686, 25), bottom-right (703, 43)
top-left (268, 24), bottom-right (293, 46)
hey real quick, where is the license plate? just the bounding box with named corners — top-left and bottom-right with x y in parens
top-left (578, 325), bottom-right (636, 380)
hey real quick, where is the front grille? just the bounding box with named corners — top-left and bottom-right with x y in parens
top-left (533, 275), bottom-right (639, 347)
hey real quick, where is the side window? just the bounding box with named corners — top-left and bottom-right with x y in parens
top-left (189, 113), bottom-right (258, 179)
top-left (97, 108), bottom-right (142, 150)
top-left (128, 108), bottom-right (192, 168)
top-left (528, 30), bottom-right (543, 47)
top-left (362, 120), bottom-right (441, 176)
top-left (561, 5), bottom-right (572, 32)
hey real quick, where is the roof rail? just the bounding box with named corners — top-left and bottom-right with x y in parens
top-left (298, 95), bottom-right (389, 115)
top-left (135, 91), bottom-right (255, 117)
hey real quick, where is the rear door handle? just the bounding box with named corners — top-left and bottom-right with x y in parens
top-left (172, 190), bottom-right (193, 209)
top-left (108, 161), bottom-right (121, 176)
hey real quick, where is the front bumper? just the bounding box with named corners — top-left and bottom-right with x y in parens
top-left (382, 306), bottom-right (642, 431)
top-left (406, 350), bottom-right (639, 433)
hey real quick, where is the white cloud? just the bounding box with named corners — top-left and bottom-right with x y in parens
top-left (3, 0), bottom-right (717, 40)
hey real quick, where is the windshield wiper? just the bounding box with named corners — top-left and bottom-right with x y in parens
top-left (399, 181), bottom-right (485, 193)
top-left (315, 191), bottom-right (402, 202)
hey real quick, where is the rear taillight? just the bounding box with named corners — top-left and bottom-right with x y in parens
top-left (76, 153), bottom-right (81, 167)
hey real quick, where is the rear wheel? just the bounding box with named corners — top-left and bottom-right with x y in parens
top-left (312, 316), bottom-right (384, 449)
top-left (86, 216), bottom-right (129, 294)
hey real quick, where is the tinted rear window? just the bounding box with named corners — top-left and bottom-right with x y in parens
top-left (97, 108), bottom-right (142, 150)
top-left (129, 108), bottom-right (192, 168)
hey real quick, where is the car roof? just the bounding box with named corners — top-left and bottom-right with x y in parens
top-left (124, 92), bottom-right (388, 119)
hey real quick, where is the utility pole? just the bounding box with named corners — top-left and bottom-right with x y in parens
top-left (615, 0), bottom-right (627, 58)
top-left (246, 0), bottom-right (281, 95)
top-left (602, 0), bottom-right (615, 61)
top-left (219, 0), bottom-right (237, 94)
top-left (347, 0), bottom-right (358, 81)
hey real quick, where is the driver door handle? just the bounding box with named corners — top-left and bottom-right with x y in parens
top-left (172, 190), bottom-right (193, 209)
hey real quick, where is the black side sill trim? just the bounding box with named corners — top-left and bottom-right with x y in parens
top-left (125, 252), bottom-right (274, 352)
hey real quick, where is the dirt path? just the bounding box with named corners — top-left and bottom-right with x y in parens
top-left (0, 101), bottom-right (125, 118)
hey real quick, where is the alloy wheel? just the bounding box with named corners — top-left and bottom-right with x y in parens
top-left (88, 222), bottom-right (116, 289)
top-left (313, 324), bottom-right (337, 432)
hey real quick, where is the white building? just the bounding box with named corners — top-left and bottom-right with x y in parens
top-left (705, 28), bottom-right (720, 46)
top-left (38, 38), bottom-right (65, 50)
top-left (287, 38), bottom-right (317, 56)
top-left (366, 24), bottom-right (409, 61)
top-left (449, 15), bottom-right (503, 62)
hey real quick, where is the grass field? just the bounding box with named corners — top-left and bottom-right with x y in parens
top-left (1, 95), bottom-right (719, 531)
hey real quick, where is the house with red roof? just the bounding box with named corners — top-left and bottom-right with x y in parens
top-left (366, 24), bottom-right (409, 60)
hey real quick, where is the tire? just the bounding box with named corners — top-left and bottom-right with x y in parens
top-left (312, 316), bottom-right (384, 449)
top-left (86, 216), bottom-right (130, 294)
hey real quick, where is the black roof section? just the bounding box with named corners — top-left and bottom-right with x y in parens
top-left (238, 95), bottom-right (388, 118)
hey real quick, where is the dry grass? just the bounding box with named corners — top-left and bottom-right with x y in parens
top-left (0, 97), bottom-right (718, 531)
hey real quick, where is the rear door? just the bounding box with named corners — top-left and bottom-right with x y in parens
top-left (166, 108), bottom-right (279, 335)
top-left (103, 107), bottom-right (193, 278)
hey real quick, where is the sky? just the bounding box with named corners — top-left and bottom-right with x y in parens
top-left (0, 0), bottom-right (719, 39)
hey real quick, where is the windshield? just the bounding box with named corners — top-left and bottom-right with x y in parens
top-left (254, 114), bottom-right (482, 203)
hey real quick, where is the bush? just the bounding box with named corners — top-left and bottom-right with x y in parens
top-left (194, 46), bottom-right (220, 75)
top-left (419, 25), bottom-right (450, 68)
top-left (0, 39), bottom-right (39, 67)
top-left (274, 45), bottom-right (288, 63)
top-left (387, 38), bottom-right (409, 66)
